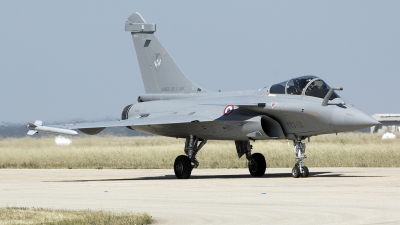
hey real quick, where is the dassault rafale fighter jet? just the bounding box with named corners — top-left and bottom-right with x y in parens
top-left (27, 12), bottom-right (379, 179)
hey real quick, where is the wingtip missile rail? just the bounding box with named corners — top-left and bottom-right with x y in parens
top-left (26, 120), bottom-right (78, 136)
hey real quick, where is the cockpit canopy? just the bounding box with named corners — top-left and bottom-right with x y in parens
top-left (269, 76), bottom-right (339, 100)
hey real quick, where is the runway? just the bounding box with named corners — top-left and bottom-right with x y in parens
top-left (1, 168), bottom-right (399, 224)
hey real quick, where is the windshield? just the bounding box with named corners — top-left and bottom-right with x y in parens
top-left (269, 81), bottom-right (286, 94)
top-left (269, 75), bottom-right (339, 100)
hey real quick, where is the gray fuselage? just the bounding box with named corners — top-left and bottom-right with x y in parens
top-left (125, 87), bottom-right (375, 141)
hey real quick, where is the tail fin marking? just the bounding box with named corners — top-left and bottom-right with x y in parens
top-left (125, 12), bottom-right (209, 94)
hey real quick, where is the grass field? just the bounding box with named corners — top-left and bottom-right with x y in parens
top-left (0, 133), bottom-right (399, 169)
top-left (0, 207), bottom-right (152, 225)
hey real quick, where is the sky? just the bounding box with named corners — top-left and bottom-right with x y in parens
top-left (1, 1), bottom-right (399, 124)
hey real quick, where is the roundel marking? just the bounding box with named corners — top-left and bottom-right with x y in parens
top-left (223, 105), bottom-right (234, 115)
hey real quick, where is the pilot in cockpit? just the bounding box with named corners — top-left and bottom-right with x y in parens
top-left (293, 79), bottom-right (307, 95)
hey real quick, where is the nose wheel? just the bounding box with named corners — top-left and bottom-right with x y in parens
top-left (292, 165), bottom-right (309, 178)
top-left (301, 166), bottom-right (309, 177)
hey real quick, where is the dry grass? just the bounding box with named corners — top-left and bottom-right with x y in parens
top-left (0, 133), bottom-right (399, 169)
top-left (0, 207), bottom-right (152, 225)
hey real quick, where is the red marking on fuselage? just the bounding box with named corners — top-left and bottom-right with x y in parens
top-left (223, 105), bottom-right (234, 115)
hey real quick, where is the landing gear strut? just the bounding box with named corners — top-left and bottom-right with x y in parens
top-left (292, 137), bottom-right (309, 178)
top-left (174, 135), bottom-right (207, 179)
top-left (235, 141), bottom-right (266, 177)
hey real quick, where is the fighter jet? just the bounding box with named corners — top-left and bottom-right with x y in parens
top-left (27, 12), bottom-right (379, 179)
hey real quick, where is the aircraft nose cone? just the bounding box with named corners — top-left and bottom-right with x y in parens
top-left (344, 111), bottom-right (380, 128)
top-left (332, 107), bottom-right (380, 131)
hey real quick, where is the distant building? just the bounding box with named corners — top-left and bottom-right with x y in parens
top-left (371, 114), bottom-right (400, 133)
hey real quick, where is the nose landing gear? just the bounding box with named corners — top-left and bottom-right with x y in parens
top-left (292, 137), bottom-right (309, 178)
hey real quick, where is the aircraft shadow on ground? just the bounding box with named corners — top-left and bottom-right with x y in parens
top-left (49, 171), bottom-right (382, 183)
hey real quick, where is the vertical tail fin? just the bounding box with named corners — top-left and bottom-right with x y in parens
top-left (125, 12), bottom-right (209, 94)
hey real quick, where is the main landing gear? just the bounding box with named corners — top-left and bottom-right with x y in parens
top-left (174, 135), bottom-right (207, 179)
top-left (173, 137), bottom-right (267, 179)
top-left (292, 137), bottom-right (309, 178)
top-left (235, 141), bottom-right (266, 177)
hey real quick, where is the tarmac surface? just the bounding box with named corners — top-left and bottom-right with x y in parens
top-left (1, 168), bottom-right (400, 224)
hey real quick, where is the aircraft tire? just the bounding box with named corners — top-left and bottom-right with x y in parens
top-left (301, 166), bottom-right (309, 178)
top-left (174, 155), bottom-right (192, 179)
top-left (248, 153), bottom-right (266, 177)
top-left (292, 166), bottom-right (301, 178)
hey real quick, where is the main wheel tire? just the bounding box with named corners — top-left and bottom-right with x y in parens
top-left (174, 155), bottom-right (192, 179)
top-left (301, 166), bottom-right (309, 178)
top-left (292, 166), bottom-right (301, 178)
top-left (248, 153), bottom-right (266, 177)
